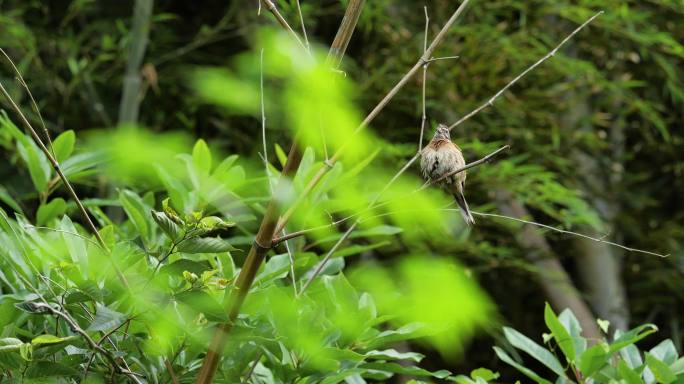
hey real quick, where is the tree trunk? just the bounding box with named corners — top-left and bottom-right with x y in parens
top-left (495, 189), bottom-right (602, 340)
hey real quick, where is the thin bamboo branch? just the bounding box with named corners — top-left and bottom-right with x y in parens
top-left (299, 223), bottom-right (357, 295)
top-left (471, 211), bottom-right (668, 258)
top-left (448, 11), bottom-right (603, 131)
top-left (260, 0), bottom-right (308, 52)
top-left (326, 0), bottom-right (365, 68)
top-left (418, 6), bottom-right (429, 151)
top-left (295, 0), bottom-right (310, 50)
top-left (274, 0), bottom-right (472, 234)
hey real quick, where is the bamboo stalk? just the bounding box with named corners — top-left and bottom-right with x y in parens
top-left (118, 0), bottom-right (154, 124)
top-left (194, 2), bottom-right (367, 382)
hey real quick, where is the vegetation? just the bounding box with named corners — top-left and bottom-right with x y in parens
top-left (0, 0), bottom-right (682, 383)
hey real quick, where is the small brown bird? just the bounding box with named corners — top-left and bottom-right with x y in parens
top-left (420, 124), bottom-right (475, 226)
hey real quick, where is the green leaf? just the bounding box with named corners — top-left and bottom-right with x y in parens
top-left (493, 346), bottom-right (553, 384)
top-left (617, 359), bottom-right (644, 384)
top-left (177, 237), bottom-right (237, 253)
top-left (470, 368), bottom-right (500, 381)
top-left (0, 338), bottom-right (25, 369)
top-left (646, 353), bottom-right (676, 384)
top-left (86, 303), bottom-right (126, 332)
top-left (52, 130), bottom-right (76, 163)
top-left (650, 339), bottom-right (678, 365)
top-left (544, 303), bottom-right (575, 363)
top-left (609, 324), bottom-right (658, 354)
top-left (25, 360), bottom-right (79, 378)
top-left (174, 290), bottom-right (226, 322)
top-left (20, 141), bottom-right (51, 192)
top-left (361, 362), bottom-right (451, 379)
top-left (274, 143), bottom-right (287, 167)
top-left (670, 356), bottom-right (684, 375)
top-left (579, 343), bottom-right (610, 377)
top-left (503, 327), bottom-right (566, 378)
top-left (60, 215), bottom-right (88, 271)
top-left (0, 186), bottom-right (23, 214)
top-left (36, 198), bottom-right (67, 225)
top-left (558, 309), bottom-right (587, 357)
top-left (160, 258), bottom-right (212, 276)
top-left (30, 334), bottom-right (78, 347)
top-left (597, 319), bottom-right (610, 334)
top-left (119, 189), bottom-right (150, 240)
top-left (192, 138), bottom-right (212, 173)
top-left (151, 210), bottom-right (182, 240)
top-left (365, 349), bottom-right (424, 363)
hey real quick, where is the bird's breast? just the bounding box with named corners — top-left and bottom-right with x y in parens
top-left (420, 142), bottom-right (466, 184)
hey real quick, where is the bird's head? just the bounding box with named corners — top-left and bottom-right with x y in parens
top-left (433, 124), bottom-right (451, 140)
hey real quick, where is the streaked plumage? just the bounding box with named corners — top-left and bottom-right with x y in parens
top-left (420, 124), bottom-right (475, 226)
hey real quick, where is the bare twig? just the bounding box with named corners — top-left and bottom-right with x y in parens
top-left (418, 6), bottom-right (430, 151)
top-left (470, 210), bottom-right (668, 258)
top-left (295, 0), bottom-right (310, 50)
top-left (425, 55), bottom-right (460, 63)
top-left (22, 225), bottom-right (103, 249)
top-left (272, 215), bottom-right (355, 245)
top-left (448, 11), bottom-right (603, 131)
top-left (259, 0), bottom-right (308, 52)
top-left (299, 223), bottom-right (357, 295)
top-left (0, 50), bottom-right (52, 151)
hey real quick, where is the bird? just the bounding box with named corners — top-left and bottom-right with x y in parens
top-left (420, 124), bottom-right (475, 226)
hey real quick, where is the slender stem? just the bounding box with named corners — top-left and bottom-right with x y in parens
top-left (418, 6), bottom-right (429, 151)
top-left (295, 0), bottom-right (310, 50)
top-left (425, 55), bottom-right (460, 63)
top-left (448, 11), bottom-right (603, 131)
top-left (471, 211), bottom-right (668, 258)
top-left (260, 0), bottom-right (308, 52)
top-left (299, 223), bottom-right (357, 295)
top-left (326, 0), bottom-right (365, 68)
top-left (272, 215), bottom-right (355, 245)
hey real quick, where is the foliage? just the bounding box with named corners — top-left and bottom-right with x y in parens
top-left (459, 304), bottom-right (684, 384)
top-left (0, 0), bottom-right (682, 382)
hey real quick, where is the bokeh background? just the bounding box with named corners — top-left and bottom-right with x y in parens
top-left (0, 0), bottom-right (682, 379)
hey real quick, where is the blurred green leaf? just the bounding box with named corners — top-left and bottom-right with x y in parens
top-left (36, 197), bottom-right (67, 225)
top-left (52, 130), bottom-right (75, 163)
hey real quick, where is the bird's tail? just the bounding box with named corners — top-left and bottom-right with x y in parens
top-left (453, 192), bottom-right (475, 226)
